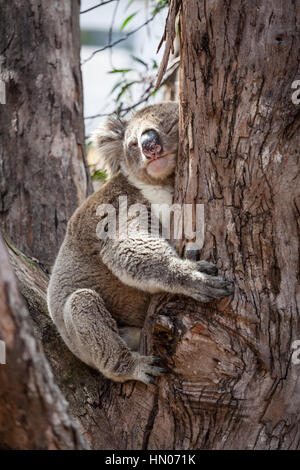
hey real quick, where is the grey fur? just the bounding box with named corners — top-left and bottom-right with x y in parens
top-left (91, 115), bottom-right (126, 175)
top-left (47, 102), bottom-right (233, 385)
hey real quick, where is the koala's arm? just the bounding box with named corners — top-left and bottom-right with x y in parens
top-left (99, 234), bottom-right (233, 303)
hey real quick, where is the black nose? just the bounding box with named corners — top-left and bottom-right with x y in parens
top-left (141, 129), bottom-right (162, 158)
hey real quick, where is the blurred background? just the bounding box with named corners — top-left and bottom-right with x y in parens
top-left (80, 0), bottom-right (168, 138)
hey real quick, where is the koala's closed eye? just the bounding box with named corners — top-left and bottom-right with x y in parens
top-left (128, 139), bottom-right (138, 148)
top-left (166, 120), bottom-right (178, 135)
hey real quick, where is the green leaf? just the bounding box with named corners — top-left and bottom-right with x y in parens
top-left (151, 0), bottom-right (168, 15)
top-left (121, 12), bottom-right (137, 31)
top-left (116, 81), bottom-right (138, 102)
top-left (92, 170), bottom-right (108, 181)
top-left (131, 55), bottom-right (148, 68)
top-left (110, 80), bottom-right (126, 95)
top-left (108, 68), bottom-right (132, 74)
top-left (116, 102), bottom-right (124, 116)
top-left (152, 59), bottom-right (158, 69)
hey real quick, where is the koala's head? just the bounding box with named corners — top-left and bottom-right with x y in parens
top-left (93, 102), bottom-right (178, 184)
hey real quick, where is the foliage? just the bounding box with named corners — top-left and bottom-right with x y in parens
top-left (107, 0), bottom-right (169, 117)
top-left (83, 0), bottom-right (170, 122)
top-left (91, 170), bottom-right (108, 182)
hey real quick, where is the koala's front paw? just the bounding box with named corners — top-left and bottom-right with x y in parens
top-left (190, 272), bottom-right (234, 303)
top-left (196, 260), bottom-right (218, 276)
top-left (133, 354), bottom-right (169, 385)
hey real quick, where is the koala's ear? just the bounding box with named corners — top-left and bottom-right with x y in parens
top-left (92, 116), bottom-right (126, 175)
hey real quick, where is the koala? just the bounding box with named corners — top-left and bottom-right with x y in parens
top-left (47, 102), bottom-right (233, 385)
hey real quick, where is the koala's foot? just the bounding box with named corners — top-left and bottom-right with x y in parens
top-left (188, 271), bottom-right (234, 303)
top-left (129, 353), bottom-right (168, 385)
top-left (104, 354), bottom-right (168, 385)
top-left (173, 261), bottom-right (233, 303)
top-left (62, 289), bottom-right (167, 385)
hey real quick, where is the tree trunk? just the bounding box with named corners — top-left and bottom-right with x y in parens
top-left (0, 0), bottom-right (92, 270)
top-left (0, 234), bottom-right (87, 450)
top-left (153, 0), bottom-right (300, 449)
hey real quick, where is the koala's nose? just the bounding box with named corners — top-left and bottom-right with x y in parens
top-left (141, 129), bottom-right (162, 159)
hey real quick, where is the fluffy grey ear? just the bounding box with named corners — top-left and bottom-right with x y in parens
top-left (92, 115), bottom-right (126, 175)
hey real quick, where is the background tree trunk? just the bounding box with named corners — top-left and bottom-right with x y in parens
top-left (1, 0), bottom-right (299, 450)
top-left (0, 234), bottom-right (87, 450)
top-left (0, 0), bottom-right (92, 271)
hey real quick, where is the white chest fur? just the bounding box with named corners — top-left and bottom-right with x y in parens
top-left (127, 176), bottom-right (173, 204)
top-left (140, 182), bottom-right (173, 206)
top-left (127, 176), bottom-right (174, 234)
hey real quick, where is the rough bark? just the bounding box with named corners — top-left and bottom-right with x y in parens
top-left (0, 0), bottom-right (92, 270)
top-left (0, 234), bottom-right (87, 450)
top-left (171, 0), bottom-right (300, 449)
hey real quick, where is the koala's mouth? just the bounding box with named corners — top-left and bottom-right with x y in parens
top-left (140, 129), bottom-right (176, 176)
top-left (143, 147), bottom-right (163, 161)
top-left (146, 153), bottom-right (167, 163)
top-left (146, 153), bottom-right (174, 176)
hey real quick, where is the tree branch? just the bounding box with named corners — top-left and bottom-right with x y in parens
top-left (155, 0), bottom-right (181, 90)
top-left (80, 0), bottom-right (118, 15)
top-left (0, 234), bottom-right (88, 450)
top-left (81, 15), bottom-right (157, 66)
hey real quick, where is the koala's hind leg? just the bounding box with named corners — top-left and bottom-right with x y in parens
top-left (63, 289), bottom-right (164, 384)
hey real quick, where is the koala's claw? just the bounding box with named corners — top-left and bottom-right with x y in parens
top-left (136, 355), bottom-right (169, 385)
top-left (144, 374), bottom-right (156, 385)
top-left (192, 290), bottom-right (232, 303)
top-left (152, 355), bottom-right (167, 365)
top-left (196, 260), bottom-right (218, 276)
top-left (191, 273), bottom-right (234, 302)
